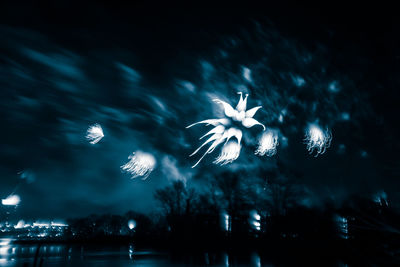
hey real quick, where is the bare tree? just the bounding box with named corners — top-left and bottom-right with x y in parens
top-left (154, 181), bottom-right (197, 217)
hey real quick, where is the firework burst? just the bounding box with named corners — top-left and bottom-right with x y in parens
top-left (86, 123), bottom-right (104, 144)
top-left (255, 130), bottom-right (279, 157)
top-left (214, 140), bottom-right (241, 165)
top-left (304, 124), bottom-right (332, 156)
top-left (121, 151), bottom-right (156, 179)
top-left (187, 92), bottom-right (265, 167)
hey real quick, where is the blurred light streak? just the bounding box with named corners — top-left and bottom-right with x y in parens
top-left (335, 215), bottom-right (349, 239)
top-left (223, 252), bottom-right (229, 267)
top-left (1, 195), bottom-right (20, 206)
top-left (242, 67), bottom-right (252, 82)
top-left (292, 75), bottom-right (305, 87)
top-left (14, 220), bottom-right (24, 229)
top-left (221, 212), bottom-right (231, 232)
top-left (373, 191), bottom-right (388, 206)
top-left (251, 252), bottom-right (261, 267)
top-left (328, 81), bottom-right (340, 92)
top-left (250, 210), bottom-right (261, 231)
top-left (129, 244), bottom-right (134, 260)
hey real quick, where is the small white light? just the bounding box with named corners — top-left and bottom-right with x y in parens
top-left (221, 212), bottom-right (230, 232)
top-left (243, 67), bottom-right (252, 82)
top-left (14, 220), bottom-right (25, 229)
top-left (128, 220), bottom-right (136, 230)
top-left (214, 141), bottom-right (241, 166)
top-left (2, 195), bottom-right (21, 206)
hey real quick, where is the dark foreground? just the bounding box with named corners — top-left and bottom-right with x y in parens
top-left (2, 237), bottom-right (399, 267)
top-left (0, 239), bottom-right (329, 267)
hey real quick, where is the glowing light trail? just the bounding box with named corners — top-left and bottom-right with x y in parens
top-left (1, 195), bottom-right (21, 206)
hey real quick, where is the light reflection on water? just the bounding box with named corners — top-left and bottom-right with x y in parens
top-left (1, 237), bottom-right (168, 266)
top-left (0, 238), bottom-right (347, 266)
top-left (0, 238), bottom-right (264, 267)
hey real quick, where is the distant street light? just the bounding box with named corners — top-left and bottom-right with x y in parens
top-left (1, 195), bottom-right (21, 206)
top-left (250, 210), bottom-right (261, 231)
top-left (221, 212), bottom-right (231, 232)
top-left (128, 219), bottom-right (136, 230)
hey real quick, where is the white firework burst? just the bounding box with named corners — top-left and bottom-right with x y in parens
top-left (255, 130), bottom-right (279, 157)
top-left (187, 92), bottom-right (265, 168)
top-left (214, 140), bottom-right (241, 165)
top-left (304, 124), bottom-right (332, 157)
top-left (86, 123), bottom-right (104, 144)
top-left (121, 151), bottom-right (156, 179)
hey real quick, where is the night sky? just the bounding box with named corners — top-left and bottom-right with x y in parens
top-left (0, 1), bottom-right (399, 219)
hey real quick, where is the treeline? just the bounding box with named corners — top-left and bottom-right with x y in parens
top-left (66, 171), bottom-right (400, 264)
top-left (66, 211), bottom-right (158, 246)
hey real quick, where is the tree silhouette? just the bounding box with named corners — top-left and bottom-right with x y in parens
top-left (154, 181), bottom-right (197, 217)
